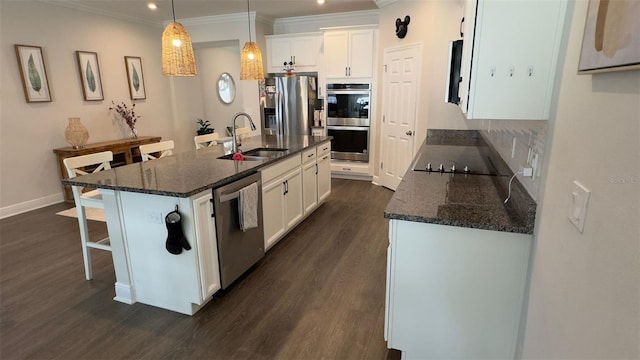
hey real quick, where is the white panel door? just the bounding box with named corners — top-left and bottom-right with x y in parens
top-left (380, 44), bottom-right (422, 190)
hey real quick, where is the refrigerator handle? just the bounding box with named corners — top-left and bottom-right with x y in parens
top-left (275, 92), bottom-right (281, 136)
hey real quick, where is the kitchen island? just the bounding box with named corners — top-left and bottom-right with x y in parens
top-left (384, 130), bottom-right (536, 359)
top-left (63, 135), bottom-right (331, 315)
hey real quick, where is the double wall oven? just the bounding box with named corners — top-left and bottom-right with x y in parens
top-left (326, 83), bottom-right (371, 162)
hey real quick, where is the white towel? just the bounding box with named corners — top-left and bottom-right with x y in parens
top-left (238, 182), bottom-right (258, 231)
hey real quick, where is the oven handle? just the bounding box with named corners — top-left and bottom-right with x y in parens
top-left (327, 125), bottom-right (370, 131)
top-left (326, 90), bottom-right (371, 95)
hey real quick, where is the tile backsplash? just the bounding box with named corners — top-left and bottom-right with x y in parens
top-left (479, 120), bottom-right (548, 201)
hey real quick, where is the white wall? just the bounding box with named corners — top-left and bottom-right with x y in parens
top-left (373, 1), bottom-right (470, 177)
top-left (181, 12), bottom-right (269, 139)
top-left (521, 0), bottom-right (640, 358)
top-left (197, 43), bottom-right (244, 136)
top-left (0, 1), bottom-right (174, 216)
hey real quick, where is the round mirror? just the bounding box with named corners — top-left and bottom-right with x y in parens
top-left (217, 73), bottom-right (236, 104)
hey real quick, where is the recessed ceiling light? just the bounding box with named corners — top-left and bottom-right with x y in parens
top-left (147, 2), bottom-right (158, 10)
top-left (317, 0), bottom-right (325, 4)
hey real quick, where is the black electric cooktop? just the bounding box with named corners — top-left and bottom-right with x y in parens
top-left (411, 145), bottom-right (498, 175)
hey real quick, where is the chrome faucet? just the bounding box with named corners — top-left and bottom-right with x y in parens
top-left (232, 112), bottom-right (257, 153)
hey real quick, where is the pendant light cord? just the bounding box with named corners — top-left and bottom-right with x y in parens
top-left (171, 0), bottom-right (177, 23)
top-left (247, 0), bottom-right (252, 42)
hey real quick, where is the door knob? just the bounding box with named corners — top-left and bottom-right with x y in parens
top-left (406, 130), bottom-right (413, 136)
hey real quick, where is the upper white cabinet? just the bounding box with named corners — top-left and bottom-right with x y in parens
top-left (266, 33), bottom-right (322, 73)
top-left (323, 29), bottom-right (375, 79)
top-left (459, 0), bottom-right (567, 120)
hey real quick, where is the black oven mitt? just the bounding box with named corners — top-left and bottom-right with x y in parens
top-left (165, 208), bottom-right (191, 255)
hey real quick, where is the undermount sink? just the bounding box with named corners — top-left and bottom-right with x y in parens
top-left (217, 148), bottom-right (288, 161)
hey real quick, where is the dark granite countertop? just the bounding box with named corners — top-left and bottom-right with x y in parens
top-left (63, 135), bottom-right (331, 198)
top-left (384, 130), bottom-right (536, 234)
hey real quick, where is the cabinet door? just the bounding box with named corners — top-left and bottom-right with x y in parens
top-left (467, 0), bottom-right (566, 120)
top-left (324, 31), bottom-right (350, 78)
top-left (302, 160), bottom-right (318, 214)
top-left (268, 38), bottom-right (292, 73)
top-left (283, 168), bottom-right (304, 229)
top-left (458, 0), bottom-right (477, 114)
top-left (262, 179), bottom-right (286, 250)
top-left (291, 37), bottom-right (318, 67)
top-left (317, 152), bottom-right (331, 203)
top-left (348, 29), bottom-right (375, 78)
top-left (192, 192), bottom-right (221, 301)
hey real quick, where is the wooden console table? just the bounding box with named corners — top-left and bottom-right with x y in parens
top-left (53, 136), bottom-right (161, 202)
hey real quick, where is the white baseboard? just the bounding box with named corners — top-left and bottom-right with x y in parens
top-left (0, 193), bottom-right (64, 219)
top-left (372, 175), bottom-right (381, 186)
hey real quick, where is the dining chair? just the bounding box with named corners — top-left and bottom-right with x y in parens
top-left (140, 140), bottom-right (174, 161)
top-left (63, 151), bottom-right (113, 281)
top-left (194, 133), bottom-right (220, 150)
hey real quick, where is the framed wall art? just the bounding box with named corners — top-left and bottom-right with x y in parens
top-left (125, 56), bottom-right (146, 100)
top-left (76, 51), bottom-right (104, 101)
top-left (578, 0), bottom-right (640, 74)
top-left (14, 44), bottom-right (52, 103)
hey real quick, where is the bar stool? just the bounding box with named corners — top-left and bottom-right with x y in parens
top-left (63, 151), bottom-right (113, 280)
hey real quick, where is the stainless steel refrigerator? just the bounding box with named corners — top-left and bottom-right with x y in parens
top-left (259, 76), bottom-right (317, 136)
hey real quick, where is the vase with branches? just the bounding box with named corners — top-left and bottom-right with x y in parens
top-left (109, 101), bottom-right (141, 138)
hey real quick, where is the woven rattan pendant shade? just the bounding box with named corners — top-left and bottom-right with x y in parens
top-left (240, 42), bottom-right (264, 80)
top-left (162, 21), bottom-right (197, 76)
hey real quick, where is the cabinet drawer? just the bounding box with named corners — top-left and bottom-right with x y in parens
top-left (260, 154), bottom-right (301, 184)
top-left (302, 148), bottom-right (317, 163)
top-left (317, 142), bottom-right (331, 157)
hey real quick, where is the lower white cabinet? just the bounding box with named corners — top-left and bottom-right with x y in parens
top-left (317, 143), bottom-right (331, 203)
top-left (261, 142), bottom-right (332, 251)
top-left (261, 154), bottom-right (303, 250)
top-left (386, 219), bottom-right (532, 359)
top-left (302, 148), bottom-right (318, 214)
top-left (191, 191), bottom-right (221, 300)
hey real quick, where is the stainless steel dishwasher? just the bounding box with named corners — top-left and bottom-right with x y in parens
top-left (213, 172), bottom-right (264, 289)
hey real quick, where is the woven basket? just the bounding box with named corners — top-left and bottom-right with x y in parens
top-left (162, 22), bottom-right (197, 76)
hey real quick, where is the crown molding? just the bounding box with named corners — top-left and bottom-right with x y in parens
top-left (374, 0), bottom-right (400, 8)
top-left (273, 9), bottom-right (380, 34)
top-left (178, 12), bottom-right (274, 28)
top-left (43, 1), bottom-right (163, 28)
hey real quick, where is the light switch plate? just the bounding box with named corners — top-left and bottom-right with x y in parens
top-left (568, 181), bottom-right (590, 233)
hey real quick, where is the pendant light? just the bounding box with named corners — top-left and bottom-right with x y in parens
top-left (162, 0), bottom-right (197, 76)
top-left (240, 0), bottom-right (264, 80)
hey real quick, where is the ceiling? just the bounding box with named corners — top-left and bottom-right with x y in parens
top-left (47, 0), bottom-right (380, 27)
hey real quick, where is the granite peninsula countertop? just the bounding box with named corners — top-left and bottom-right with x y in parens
top-left (384, 130), bottom-right (536, 234)
top-left (63, 135), bottom-right (331, 198)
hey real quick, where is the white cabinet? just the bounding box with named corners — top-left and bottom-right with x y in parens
top-left (266, 33), bottom-right (322, 73)
top-left (385, 219), bottom-right (532, 358)
top-left (302, 148), bottom-right (318, 214)
top-left (261, 154), bottom-right (303, 250)
top-left (459, 0), bottom-right (567, 120)
top-left (316, 143), bottom-right (331, 203)
top-left (323, 29), bottom-right (375, 78)
top-left (191, 191), bottom-right (221, 300)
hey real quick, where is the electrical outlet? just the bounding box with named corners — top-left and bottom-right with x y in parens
top-left (148, 211), bottom-right (163, 224)
top-left (531, 153), bottom-right (539, 178)
top-left (527, 147), bottom-right (533, 165)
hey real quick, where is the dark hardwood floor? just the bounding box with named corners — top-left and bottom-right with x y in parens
top-left (0, 179), bottom-right (400, 360)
